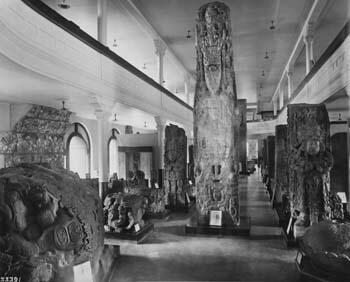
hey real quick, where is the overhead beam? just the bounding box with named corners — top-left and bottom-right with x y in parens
top-left (119, 0), bottom-right (194, 83)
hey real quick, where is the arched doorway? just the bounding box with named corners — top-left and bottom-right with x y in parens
top-left (66, 123), bottom-right (91, 178)
top-left (108, 128), bottom-right (120, 177)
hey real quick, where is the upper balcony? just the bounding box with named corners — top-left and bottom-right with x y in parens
top-left (0, 0), bottom-right (193, 129)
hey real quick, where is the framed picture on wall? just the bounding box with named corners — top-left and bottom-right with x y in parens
top-left (209, 210), bottom-right (222, 226)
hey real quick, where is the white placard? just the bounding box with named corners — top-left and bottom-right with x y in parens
top-left (154, 182), bottom-right (159, 189)
top-left (186, 192), bottom-right (191, 204)
top-left (73, 261), bottom-right (93, 282)
top-left (134, 223), bottom-right (141, 232)
top-left (189, 180), bottom-right (193, 185)
top-left (296, 251), bottom-right (303, 265)
top-left (286, 216), bottom-right (293, 235)
top-left (337, 192), bottom-right (347, 203)
top-left (209, 210), bottom-right (222, 226)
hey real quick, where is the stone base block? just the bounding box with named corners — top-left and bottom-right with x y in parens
top-left (105, 222), bottom-right (154, 244)
top-left (185, 216), bottom-right (250, 236)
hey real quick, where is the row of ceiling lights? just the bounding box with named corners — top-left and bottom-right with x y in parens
top-left (113, 114), bottom-right (148, 128)
top-left (57, 0), bottom-right (275, 101)
top-left (258, 20), bottom-right (276, 97)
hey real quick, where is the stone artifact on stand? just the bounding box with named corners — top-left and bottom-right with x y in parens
top-left (124, 170), bottom-right (166, 217)
top-left (287, 104), bottom-right (333, 239)
top-left (0, 163), bottom-right (104, 282)
top-left (103, 192), bottom-right (148, 233)
top-left (274, 125), bottom-right (291, 232)
top-left (186, 2), bottom-right (249, 236)
top-left (103, 170), bottom-right (155, 243)
top-left (163, 125), bottom-right (188, 211)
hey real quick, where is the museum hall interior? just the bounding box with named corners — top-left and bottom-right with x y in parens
top-left (0, 0), bottom-right (349, 281)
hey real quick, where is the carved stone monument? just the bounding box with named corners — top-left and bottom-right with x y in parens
top-left (238, 99), bottom-right (247, 174)
top-left (287, 104), bottom-right (333, 237)
top-left (0, 105), bottom-right (71, 168)
top-left (0, 163), bottom-right (103, 282)
top-left (267, 136), bottom-right (275, 182)
top-left (163, 124), bottom-right (187, 210)
top-left (103, 192), bottom-right (148, 233)
top-left (274, 125), bottom-right (288, 205)
top-left (194, 2), bottom-right (240, 226)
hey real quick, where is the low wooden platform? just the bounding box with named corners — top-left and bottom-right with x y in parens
top-left (105, 222), bottom-right (154, 244)
top-left (185, 216), bottom-right (251, 236)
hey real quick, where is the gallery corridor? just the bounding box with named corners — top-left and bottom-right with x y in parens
top-left (109, 170), bottom-right (300, 282)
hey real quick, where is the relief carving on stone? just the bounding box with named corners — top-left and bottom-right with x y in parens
top-left (287, 104), bottom-right (333, 235)
top-left (163, 125), bottom-right (187, 209)
top-left (274, 125), bottom-right (288, 207)
top-left (0, 163), bottom-right (103, 282)
top-left (195, 1), bottom-right (236, 98)
top-left (194, 2), bottom-right (239, 226)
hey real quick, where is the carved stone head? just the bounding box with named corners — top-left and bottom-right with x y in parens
top-left (197, 2), bottom-right (231, 95)
top-left (204, 5), bottom-right (218, 25)
top-left (306, 138), bottom-right (321, 156)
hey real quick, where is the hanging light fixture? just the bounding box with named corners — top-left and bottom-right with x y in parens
top-left (269, 20), bottom-right (275, 30)
top-left (264, 51), bottom-right (269, 59)
top-left (58, 0), bottom-right (70, 9)
top-left (186, 30), bottom-right (192, 39)
top-left (113, 114), bottom-right (117, 122)
top-left (112, 39), bottom-right (117, 47)
top-left (144, 121), bottom-right (147, 128)
top-left (262, 70), bottom-right (265, 77)
top-left (338, 113), bottom-right (342, 120)
top-left (61, 100), bottom-right (67, 110)
top-left (142, 63), bottom-right (147, 70)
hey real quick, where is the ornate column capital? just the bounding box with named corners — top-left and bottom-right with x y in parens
top-left (303, 23), bottom-right (314, 43)
top-left (95, 109), bottom-right (110, 121)
top-left (154, 39), bottom-right (167, 57)
top-left (184, 125), bottom-right (193, 139)
top-left (154, 116), bottom-right (166, 130)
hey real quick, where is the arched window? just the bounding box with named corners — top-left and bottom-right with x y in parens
top-left (108, 128), bottom-right (120, 177)
top-left (66, 123), bottom-right (91, 178)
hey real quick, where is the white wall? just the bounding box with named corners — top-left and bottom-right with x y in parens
top-left (118, 134), bottom-right (157, 147)
top-left (0, 103), bottom-right (10, 131)
top-left (0, 103), bottom-right (10, 168)
top-left (70, 114), bottom-right (157, 181)
top-left (330, 123), bottom-right (348, 136)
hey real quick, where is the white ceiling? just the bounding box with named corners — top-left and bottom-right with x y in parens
top-left (0, 52), bottom-right (158, 130)
top-left (42, 0), bottom-right (349, 107)
top-left (1, 0), bottom-right (348, 129)
top-left (41, 0), bottom-right (313, 105)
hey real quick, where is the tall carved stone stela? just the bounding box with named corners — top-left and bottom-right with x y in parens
top-left (194, 2), bottom-right (239, 226)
